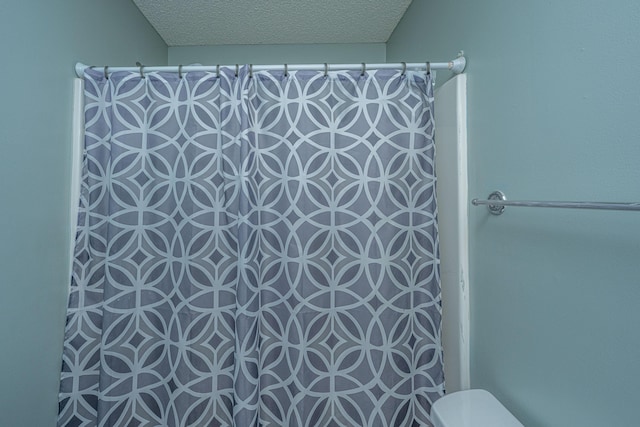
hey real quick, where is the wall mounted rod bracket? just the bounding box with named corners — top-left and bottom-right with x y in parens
top-left (474, 190), bottom-right (507, 215)
top-left (450, 55), bottom-right (466, 74)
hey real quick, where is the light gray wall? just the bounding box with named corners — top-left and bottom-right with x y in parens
top-left (388, 1), bottom-right (640, 426)
top-left (169, 43), bottom-right (386, 65)
top-left (0, 2), bottom-right (166, 425)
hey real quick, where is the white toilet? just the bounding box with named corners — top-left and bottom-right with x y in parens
top-left (431, 389), bottom-right (524, 427)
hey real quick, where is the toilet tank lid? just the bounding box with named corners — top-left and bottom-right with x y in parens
top-left (431, 389), bottom-right (524, 427)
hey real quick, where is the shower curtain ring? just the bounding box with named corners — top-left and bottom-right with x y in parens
top-left (103, 66), bottom-right (109, 80)
top-left (216, 65), bottom-right (220, 78)
top-left (138, 64), bottom-right (145, 79)
top-left (284, 64), bottom-right (288, 77)
top-left (361, 62), bottom-right (366, 76)
top-left (178, 65), bottom-right (183, 79)
top-left (401, 62), bottom-right (406, 75)
top-left (235, 64), bottom-right (239, 78)
top-left (426, 61), bottom-right (431, 75)
top-left (324, 63), bottom-right (328, 77)
top-left (249, 64), bottom-right (253, 78)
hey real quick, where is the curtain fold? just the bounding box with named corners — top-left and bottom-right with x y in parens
top-left (59, 66), bottom-right (444, 427)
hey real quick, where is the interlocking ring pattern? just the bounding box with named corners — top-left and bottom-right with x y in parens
top-left (58, 66), bottom-right (444, 427)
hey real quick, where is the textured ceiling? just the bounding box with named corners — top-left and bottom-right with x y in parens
top-left (133, 0), bottom-right (413, 46)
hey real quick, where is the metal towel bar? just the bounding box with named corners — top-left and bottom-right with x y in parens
top-left (472, 190), bottom-right (640, 215)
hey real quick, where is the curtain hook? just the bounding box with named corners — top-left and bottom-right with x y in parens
top-left (361, 62), bottom-right (366, 77)
top-left (235, 64), bottom-right (239, 78)
top-left (324, 63), bottom-right (328, 78)
top-left (284, 64), bottom-right (288, 77)
top-left (426, 61), bottom-right (431, 75)
top-left (103, 66), bottom-right (109, 80)
top-left (249, 64), bottom-right (253, 78)
top-left (216, 64), bottom-right (220, 78)
top-left (401, 62), bottom-right (406, 76)
top-left (178, 64), bottom-right (183, 79)
top-left (138, 63), bottom-right (145, 79)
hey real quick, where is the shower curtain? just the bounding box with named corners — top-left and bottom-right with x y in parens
top-left (58, 65), bottom-right (444, 426)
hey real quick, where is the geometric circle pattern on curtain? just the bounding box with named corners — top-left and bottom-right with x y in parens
top-left (58, 66), bottom-right (444, 427)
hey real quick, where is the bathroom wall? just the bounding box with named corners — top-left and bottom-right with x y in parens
top-left (388, 1), bottom-right (640, 426)
top-left (0, 2), bottom-right (166, 425)
top-left (169, 43), bottom-right (386, 65)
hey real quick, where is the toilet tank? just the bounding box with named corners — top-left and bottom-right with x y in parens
top-left (431, 389), bottom-right (524, 427)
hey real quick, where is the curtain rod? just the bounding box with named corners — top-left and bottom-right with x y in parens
top-left (473, 191), bottom-right (640, 215)
top-left (74, 55), bottom-right (466, 78)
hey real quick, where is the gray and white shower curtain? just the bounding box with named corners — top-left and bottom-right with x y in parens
top-left (58, 65), bottom-right (444, 426)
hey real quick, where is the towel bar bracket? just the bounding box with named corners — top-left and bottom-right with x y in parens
top-left (484, 190), bottom-right (507, 215)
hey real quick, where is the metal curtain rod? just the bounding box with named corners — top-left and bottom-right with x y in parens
top-left (74, 55), bottom-right (466, 79)
top-left (473, 191), bottom-right (640, 215)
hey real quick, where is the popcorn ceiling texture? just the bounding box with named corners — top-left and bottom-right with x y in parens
top-left (133, 0), bottom-right (413, 46)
